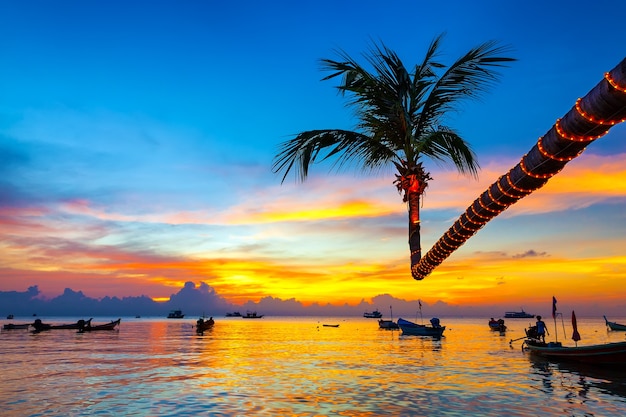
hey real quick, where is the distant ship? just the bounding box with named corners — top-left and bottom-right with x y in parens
top-left (504, 309), bottom-right (534, 319)
top-left (363, 309), bottom-right (383, 319)
top-left (167, 309), bottom-right (185, 319)
top-left (225, 311), bottom-right (242, 317)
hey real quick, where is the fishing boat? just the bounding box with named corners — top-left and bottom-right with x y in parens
top-left (167, 310), bottom-right (185, 319)
top-left (242, 311), bottom-right (264, 319)
top-left (523, 339), bottom-right (626, 366)
top-left (378, 319), bottom-right (399, 330)
top-left (604, 315), bottom-right (626, 331)
top-left (378, 306), bottom-right (399, 329)
top-left (504, 309), bottom-right (534, 319)
top-left (196, 316), bottom-right (214, 333)
top-left (488, 318), bottom-right (506, 332)
top-left (225, 311), bottom-right (242, 317)
top-left (3, 323), bottom-right (31, 330)
top-left (31, 318), bottom-right (92, 332)
top-left (80, 318), bottom-right (121, 331)
top-left (363, 309), bottom-right (383, 319)
top-left (51, 318), bottom-right (92, 330)
top-left (6, 314), bottom-right (14, 319)
top-left (322, 324), bottom-right (339, 328)
top-left (397, 317), bottom-right (445, 337)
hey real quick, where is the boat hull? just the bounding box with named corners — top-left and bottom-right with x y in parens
top-left (3, 323), bottom-right (30, 330)
top-left (524, 340), bottom-right (626, 365)
top-left (604, 316), bottom-right (626, 331)
top-left (81, 318), bottom-right (121, 331)
top-left (397, 318), bottom-right (445, 337)
top-left (378, 319), bottom-right (399, 330)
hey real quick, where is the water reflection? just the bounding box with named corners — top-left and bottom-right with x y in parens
top-left (2, 316), bottom-right (626, 416)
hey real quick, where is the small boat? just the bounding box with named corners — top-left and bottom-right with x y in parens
top-left (3, 323), bottom-right (31, 330)
top-left (322, 324), bottom-right (340, 328)
top-left (378, 319), bottom-right (399, 330)
top-left (51, 318), bottom-right (93, 330)
top-left (504, 309), bottom-right (534, 319)
top-left (80, 318), bottom-right (121, 331)
top-left (196, 316), bottom-right (215, 333)
top-left (6, 314), bottom-right (14, 319)
top-left (242, 311), bottom-right (264, 319)
top-left (167, 310), bottom-right (185, 319)
top-left (523, 339), bottom-right (626, 366)
top-left (225, 312), bottom-right (242, 317)
top-left (378, 306), bottom-right (399, 329)
top-left (488, 318), bottom-right (506, 332)
top-left (604, 315), bottom-right (626, 331)
top-left (31, 318), bottom-right (93, 332)
top-left (363, 309), bottom-right (383, 319)
top-left (397, 317), bottom-right (445, 337)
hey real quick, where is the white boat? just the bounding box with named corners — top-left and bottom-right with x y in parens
top-left (397, 317), bottom-right (445, 337)
top-left (504, 309), bottom-right (534, 319)
top-left (363, 310), bottom-right (382, 319)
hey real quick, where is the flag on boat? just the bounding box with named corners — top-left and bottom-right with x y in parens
top-left (552, 296), bottom-right (557, 319)
top-left (571, 311), bottom-right (581, 343)
top-left (418, 300), bottom-right (422, 309)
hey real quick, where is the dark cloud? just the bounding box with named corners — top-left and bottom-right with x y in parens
top-left (512, 250), bottom-right (548, 259)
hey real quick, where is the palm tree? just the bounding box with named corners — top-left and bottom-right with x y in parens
top-left (414, 57), bottom-right (626, 279)
top-left (272, 34), bottom-right (515, 280)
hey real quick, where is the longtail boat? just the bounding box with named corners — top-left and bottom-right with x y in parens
top-left (397, 317), bottom-right (445, 337)
top-left (523, 339), bottom-right (626, 366)
top-left (196, 316), bottom-right (214, 333)
top-left (604, 315), bottom-right (626, 331)
top-left (80, 318), bottom-right (121, 332)
top-left (3, 323), bottom-right (31, 330)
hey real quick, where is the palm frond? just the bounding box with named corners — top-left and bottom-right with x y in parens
top-left (417, 129), bottom-right (480, 177)
top-left (416, 40), bottom-right (515, 132)
top-left (272, 129), bottom-right (397, 183)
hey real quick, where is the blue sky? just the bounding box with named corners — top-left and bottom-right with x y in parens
top-left (1, 1), bottom-right (625, 314)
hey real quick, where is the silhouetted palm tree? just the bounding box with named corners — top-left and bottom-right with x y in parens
top-left (273, 34), bottom-right (515, 279)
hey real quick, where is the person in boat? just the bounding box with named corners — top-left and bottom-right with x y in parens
top-left (207, 316), bottom-right (214, 326)
top-left (535, 315), bottom-right (548, 342)
top-left (430, 317), bottom-right (441, 328)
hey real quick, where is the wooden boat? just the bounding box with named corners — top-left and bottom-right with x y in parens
top-left (504, 309), bottom-right (534, 319)
top-left (167, 310), bottom-right (185, 319)
top-left (322, 324), bottom-right (339, 328)
top-left (397, 317), bottom-right (445, 337)
top-left (363, 309), bottom-right (383, 319)
top-left (488, 318), bottom-right (506, 332)
top-left (523, 339), bottom-right (626, 366)
top-left (378, 319), bottom-right (399, 330)
top-left (51, 318), bottom-right (92, 330)
top-left (242, 311), bottom-right (263, 319)
top-left (3, 323), bottom-right (31, 330)
top-left (31, 318), bottom-right (92, 332)
top-left (604, 315), bottom-right (626, 331)
top-left (80, 318), bottom-right (121, 332)
top-left (196, 316), bottom-right (214, 333)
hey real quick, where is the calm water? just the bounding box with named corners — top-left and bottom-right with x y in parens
top-left (1, 316), bottom-right (625, 416)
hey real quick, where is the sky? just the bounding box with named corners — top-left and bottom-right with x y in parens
top-left (1, 0), bottom-right (625, 316)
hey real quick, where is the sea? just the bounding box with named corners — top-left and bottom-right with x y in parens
top-left (1, 316), bottom-right (625, 416)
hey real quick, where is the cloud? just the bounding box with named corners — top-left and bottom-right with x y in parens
top-left (512, 250), bottom-right (549, 259)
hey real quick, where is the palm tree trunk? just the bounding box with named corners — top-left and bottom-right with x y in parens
top-left (412, 57), bottom-right (626, 280)
top-left (408, 190), bottom-right (422, 267)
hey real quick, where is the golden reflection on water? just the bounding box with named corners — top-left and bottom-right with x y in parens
top-left (1, 316), bottom-right (625, 416)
